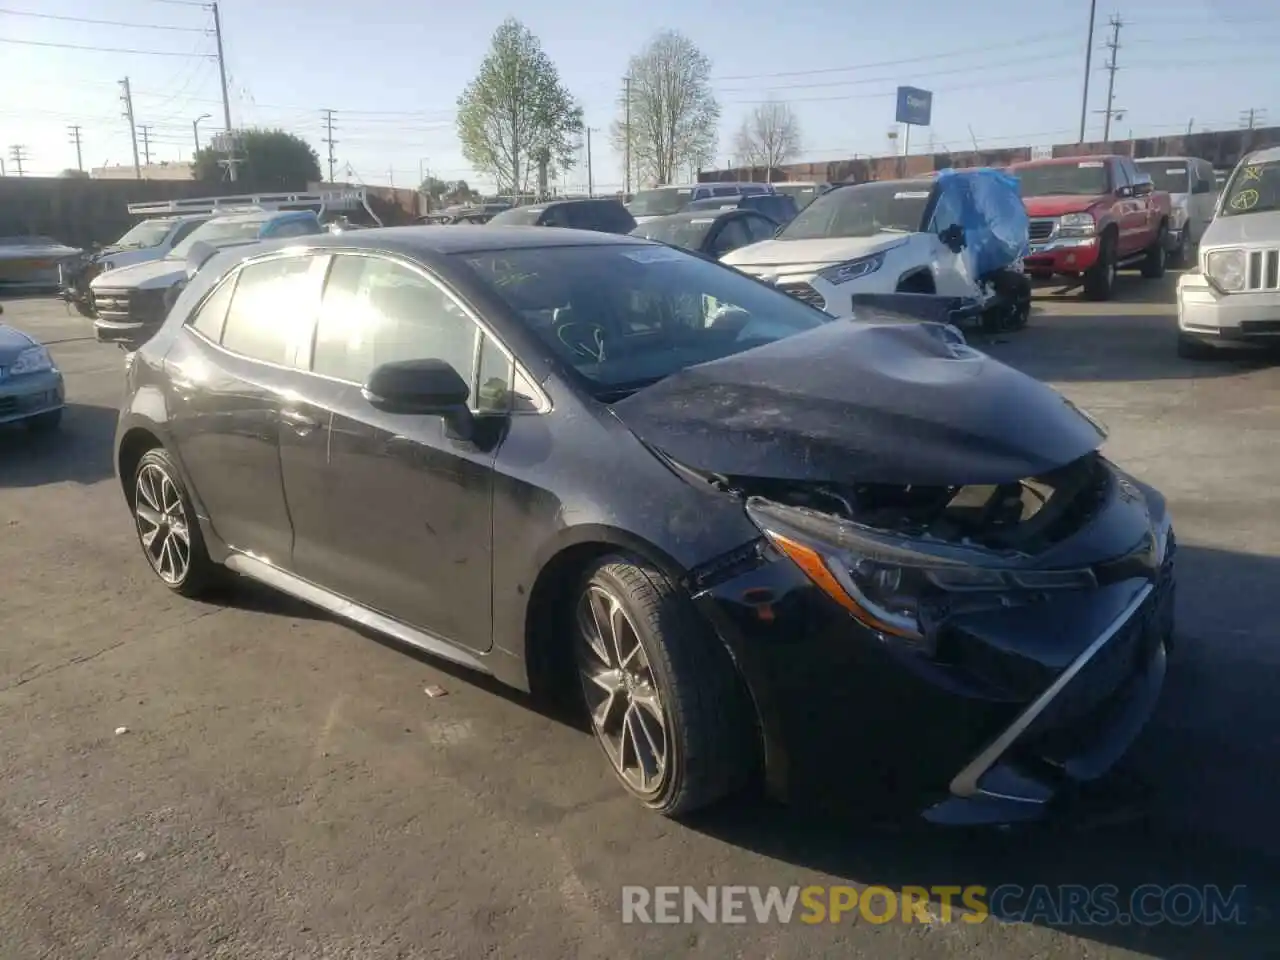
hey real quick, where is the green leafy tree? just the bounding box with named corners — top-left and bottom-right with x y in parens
top-left (193, 128), bottom-right (320, 188)
top-left (456, 18), bottom-right (583, 195)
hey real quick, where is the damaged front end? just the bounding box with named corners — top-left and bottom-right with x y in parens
top-left (682, 451), bottom-right (1174, 824)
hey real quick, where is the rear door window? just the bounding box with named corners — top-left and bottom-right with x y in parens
top-left (187, 271), bottom-right (238, 342)
top-left (218, 255), bottom-right (319, 366)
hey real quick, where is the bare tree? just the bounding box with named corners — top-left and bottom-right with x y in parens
top-left (732, 101), bottom-right (802, 180)
top-left (611, 31), bottom-right (719, 187)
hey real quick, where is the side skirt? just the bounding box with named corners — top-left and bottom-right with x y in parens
top-left (223, 552), bottom-right (491, 675)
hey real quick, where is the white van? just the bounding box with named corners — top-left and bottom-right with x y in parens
top-left (1134, 156), bottom-right (1218, 264)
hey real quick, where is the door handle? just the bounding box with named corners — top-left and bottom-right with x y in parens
top-left (280, 408), bottom-right (320, 435)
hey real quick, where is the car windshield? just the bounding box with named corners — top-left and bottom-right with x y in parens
top-left (630, 217), bottom-right (717, 249)
top-left (1015, 161), bottom-right (1110, 197)
top-left (488, 205), bottom-right (546, 226)
top-left (779, 182), bottom-right (930, 240)
top-left (1134, 162), bottom-right (1190, 194)
top-left (167, 219), bottom-right (265, 259)
top-left (628, 187), bottom-right (694, 217)
top-left (114, 220), bottom-right (174, 249)
top-left (457, 242), bottom-right (829, 395)
top-left (1220, 159), bottom-right (1280, 217)
top-left (775, 184), bottom-right (823, 209)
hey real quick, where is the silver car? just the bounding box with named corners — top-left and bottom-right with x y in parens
top-left (0, 304), bottom-right (65, 432)
top-left (1176, 146), bottom-right (1280, 358)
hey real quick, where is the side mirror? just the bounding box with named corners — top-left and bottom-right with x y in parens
top-left (362, 358), bottom-right (474, 439)
top-left (939, 223), bottom-right (965, 252)
top-left (1116, 184), bottom-right (1135, 199)
top-left (1132, 176), bottom-right (1154, 197)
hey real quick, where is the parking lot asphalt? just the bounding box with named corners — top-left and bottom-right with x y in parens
top-left (1, 274), bottom-right (1277, 959)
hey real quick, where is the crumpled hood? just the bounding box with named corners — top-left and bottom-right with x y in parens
top-left (0, 323), bottom-right (36, 363)
top-left (1022, 194), bottom-right (1109, 217)
top-left (721, 234), bottom-right (909, 276)
top-left (612, 320), bottom-right (1105, 486)
top-left (90, 256), bottom-right (185, 291)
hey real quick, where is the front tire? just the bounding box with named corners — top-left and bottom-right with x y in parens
top-left (1083, 232), bottom-right (1117, 300)
top-left (574, 556), bottom-right (756, 816)
top-left (132, 448), bottom-right (218, 597)
top-left (1141, 223), bottom-right (1168, 279)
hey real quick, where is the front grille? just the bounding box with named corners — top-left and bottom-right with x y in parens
top-left (1245, 249), bottom-right (1280, 291)
top-left (1028, 219), bottom-right (1057, 243)
top-left (777, 282), bottom-right (827, 311)
top-left (92, 286), bottom-right (166, 325)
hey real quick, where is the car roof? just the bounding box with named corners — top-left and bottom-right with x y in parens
top-left (232, 224), bottom-right (649, 258)
top-left (647, 210), bottom-right (744, 224)
top-left (210, 209), bottom-right (318, 225)
top-left (1010, 155), bottom-right (1124, 168)
top-left (1134, 156), bottom-right (1196, 163)
top-left (532, 197), bottom-right (624, 209)
top-left (834, 178), bottom-right (933, 191)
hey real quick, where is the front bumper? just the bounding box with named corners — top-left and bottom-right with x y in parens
top-left (1024, 236), bottom-right (1100, 277)
top-left (1177, 274), bottom-right (1280, 345)
top-left (692, 467), bottom-right (1174, 824)
top-left (0, 368), bottom-right (65, 425)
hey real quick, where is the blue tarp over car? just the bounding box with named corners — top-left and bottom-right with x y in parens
top-left (933, 168), bottom-right (1030, 280)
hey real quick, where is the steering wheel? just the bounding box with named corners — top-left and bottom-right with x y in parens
top-left (556, 321), bottom-right (607, 362)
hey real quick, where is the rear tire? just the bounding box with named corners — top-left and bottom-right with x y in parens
top-left (1168, 229), bottom-right (1190, 268)
top-left (132, 448), bottom-right (219, 598)
top-left (1141, 223), bottom-right (1168, 279)
top-left (573, 555), bottom-right (756, 816)
top-left (1083, 233), bottom-right (1117, 301)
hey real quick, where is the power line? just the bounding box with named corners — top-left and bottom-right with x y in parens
top-left (140, 125), bottom-right (154, 165)
top-left (1241, 108), bottom-right (1267, 130)
top-left (0, 8), bottom-right (209, 31)
top-left (711, 31), bottom-right (1071, 81)
top-left (0, 38), bottom-right (214, 57)
top-left (723, 70), bottom-right (1074, 105)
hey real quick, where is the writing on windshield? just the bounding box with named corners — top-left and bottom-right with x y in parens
top-left (1221, 159), bottom-right (1280, 217)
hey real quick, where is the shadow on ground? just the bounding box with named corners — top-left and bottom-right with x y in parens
top-left (0, 402), bottom-right (119, 487)
top-left (681, 543), bottom-right (1279, 959)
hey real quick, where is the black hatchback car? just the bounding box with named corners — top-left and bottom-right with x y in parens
top-left (629, 208), bottom-right (780, 259)
top-left (114, 227), bottom-right (1175, 822)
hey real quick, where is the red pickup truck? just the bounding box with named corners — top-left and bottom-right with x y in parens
top-left (1009, 155), bottom-right (1173, 300)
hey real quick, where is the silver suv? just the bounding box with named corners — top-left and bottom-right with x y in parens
top-left (1176, 146), bottom-right (1280, 359)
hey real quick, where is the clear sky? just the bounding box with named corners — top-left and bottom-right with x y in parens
top-left (2, 0), bottom-right (1277, 190)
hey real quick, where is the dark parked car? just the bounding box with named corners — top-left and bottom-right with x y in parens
top-left (487, 198), bottom-right (635, 234)
top-left (113, 226), bottom-right (1175, 822)
top-left (629, 209), bottom-right (780, 259)
top-left (684, 193), bottom-right (799, 224)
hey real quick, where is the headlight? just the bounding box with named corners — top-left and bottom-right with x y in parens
top-left (1058, 212), bottom-right (1096, 237)
top-left (818, 252), bottom-right (886, 286)
top-left (746, 498), bottom-right (1096, 652)
top-left (1205, 249), bottom-right (1246, 293)
top-left (9, 345), bottom-right (54, 376)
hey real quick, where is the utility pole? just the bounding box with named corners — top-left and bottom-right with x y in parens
top-left (321, 109), bottom-right (338, 183)
top-left (9, 145), bottom-right (28, 177)
top-left (67, 125), bottom-right (84, 172)
top-left (623, 75), bottom-right (632, 195)
top-left (120, 77), bottom-right (141, 179)
top-left (1101, 15), bottom-right (1123, 143)
top-left (211, 1), bottom-right (236, 182)
top-left (586, 127), bottom-right (594, 197)
top-left (140, 125), bottom-right (153, 167)
top-left (1077, 0), bottom-right (1098, 142)
top-left (1240, 108), bottom-right (1265, 130)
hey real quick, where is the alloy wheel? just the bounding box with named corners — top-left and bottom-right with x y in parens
top-left (576, 584), bottom-right (669, 795)
top-left (134, 463), bottom-right (192, 585)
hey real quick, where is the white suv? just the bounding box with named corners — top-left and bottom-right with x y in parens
top-left (1176, 147), bottom-right (1280, 359)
